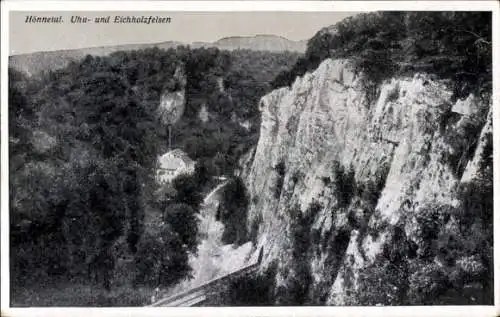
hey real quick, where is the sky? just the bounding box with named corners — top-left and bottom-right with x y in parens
top-left (9, 11), bottom-right (357, 55)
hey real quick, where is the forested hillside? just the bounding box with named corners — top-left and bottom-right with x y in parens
top-left (9, 35), bottom-right (305, 77)
top-left (272, 12), bottom-right (491, 100)
top-left (9, 46), bottom-right (299, 306)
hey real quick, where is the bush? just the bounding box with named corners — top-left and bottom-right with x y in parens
top-left (355, 260), bottom-right (409, 305)
top-left (332, 163), bottom-right (356, 208)
top-left (274, 161), bottom-right (286, 199)
top-left (408, 263), bottom-right (448, 304)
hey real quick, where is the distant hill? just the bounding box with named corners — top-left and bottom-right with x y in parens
top-left (196, 34), bottom-right (307, 52)
top-left (9, 35), bottom-right (306, 76)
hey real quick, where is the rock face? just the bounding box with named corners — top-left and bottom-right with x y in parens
top-left (241, 58), bottom-right (492, 304)
top-left (158, 90), bottom-right (185, 124)
top-left (157, 66), bottom-right (187, 126)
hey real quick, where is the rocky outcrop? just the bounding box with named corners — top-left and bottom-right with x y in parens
top-left (242, 58), bottom-right (492, 305)
top-left (157, 66), bottom-right (187, 126)
top-left (158, 90), bottom-right (185, 124)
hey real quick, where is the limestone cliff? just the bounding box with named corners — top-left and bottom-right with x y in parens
top-left (157, 66), bottom-right (187, 126)
top-left (242, 58), bottom-right (493, 305)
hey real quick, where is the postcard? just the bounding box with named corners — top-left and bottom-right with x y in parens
top-left (1, 1), bottom-right (498, 317)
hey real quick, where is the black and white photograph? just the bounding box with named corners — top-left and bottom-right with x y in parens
top-left (1, 1), bottom-right (498, 315)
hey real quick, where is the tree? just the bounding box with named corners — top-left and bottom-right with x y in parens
top-left (172, 173), bottom-right (203, 208)
top-left (133, 223), bottom-right (192, 288)
top-left (124, 168), bottom-right (142, 254)
top-left (218, 177), bottom-right (250, 245)
top-left (164, 203), bottom-right (199, 253)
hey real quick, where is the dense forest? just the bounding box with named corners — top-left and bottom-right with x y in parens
top-left (272, 12), bottom-right (492, 101)
top-left (9, 46), bottom-right (298, 306)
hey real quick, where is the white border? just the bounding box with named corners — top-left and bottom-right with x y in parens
top-left (1, 1), bottom-right (499, 317)
top-left (493, 3), bottom-right (500, 317)
top-left (1, 0), bottom-right (499, 12)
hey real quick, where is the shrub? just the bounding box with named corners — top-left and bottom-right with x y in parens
top-left (408, 263), bottom-right (448, 304)
top-left (274, 161), bottom-right (286, 199)
top-left (333, 163), bottom-right (356, 208)
top-left (355, 260), bottom-right (408, 305)
top-left (354, 226), bottom-right (413, 306)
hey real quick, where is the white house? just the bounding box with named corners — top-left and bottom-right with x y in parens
top-left (156, 148), bottom-right (196, 183)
